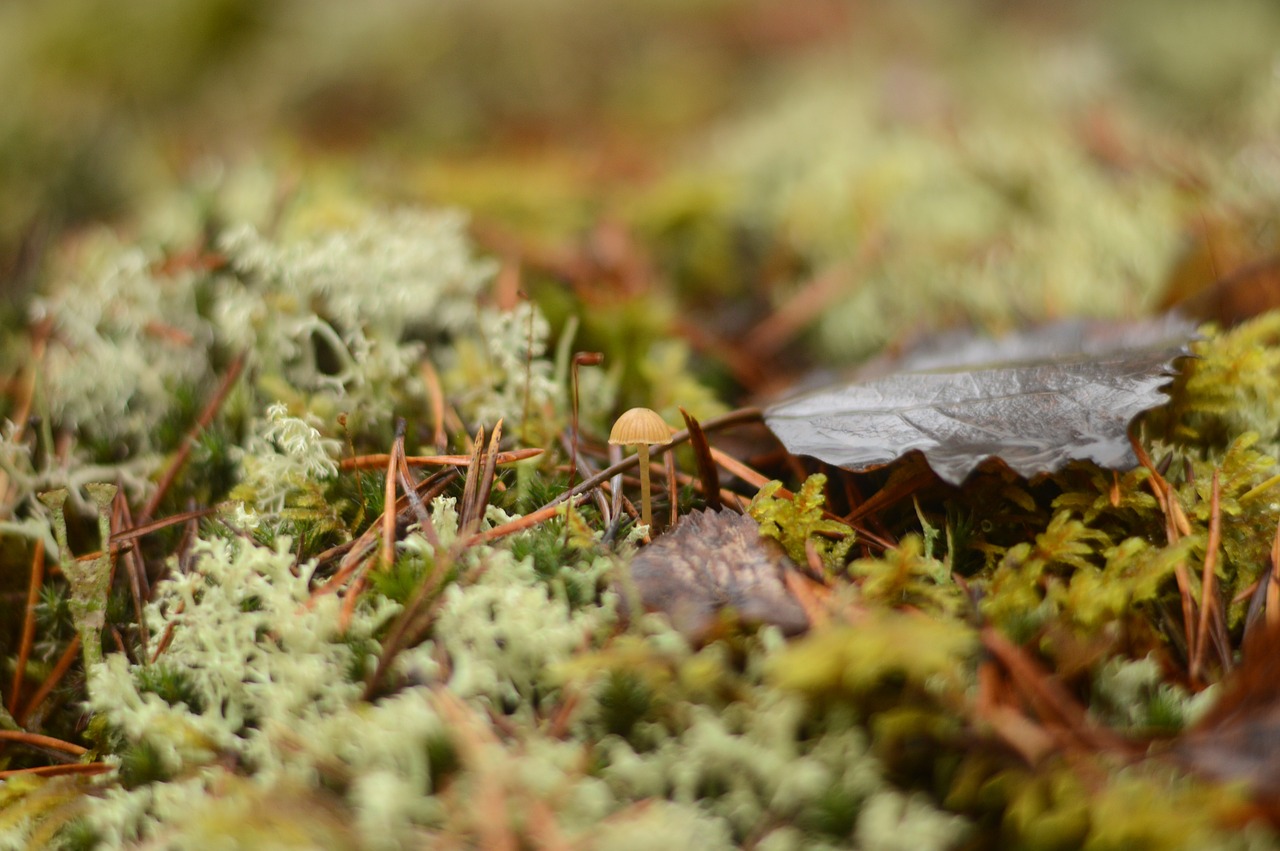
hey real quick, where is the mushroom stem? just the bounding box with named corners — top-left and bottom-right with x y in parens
top-left (638, 443), bottom-right (653, 530)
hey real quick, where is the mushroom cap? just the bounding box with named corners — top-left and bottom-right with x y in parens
top-left (609, 407), bottom-right (672, 446)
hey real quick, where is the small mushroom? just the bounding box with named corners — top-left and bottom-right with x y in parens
top-left (609, 407), bottom-right (672, 531)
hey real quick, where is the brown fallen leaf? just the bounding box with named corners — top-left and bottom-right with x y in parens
top-left (765, 314), bottom-right (1196, 485)
top-left (1167, 252), bottom-right (1280, 325)
top-left (623, 509), bottom-right (809, 644)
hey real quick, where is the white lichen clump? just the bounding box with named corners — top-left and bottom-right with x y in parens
top-left (699, 56), bottom-right (1184, 362)
top-left (214, 210), bottom-right (496, 403)
top-left (233, 401), bottom-right (341, 524)
top-left (15, 206), bottom-right (566, 514)
top-left (32, 238), bottom-right (210, 445)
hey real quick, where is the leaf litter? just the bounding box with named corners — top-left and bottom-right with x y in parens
top-left (623, 508), bottom-right (811, 644)
top-left (765, 314), bottom-right (1199, 485)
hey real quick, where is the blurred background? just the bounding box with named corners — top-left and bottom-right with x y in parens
top-left (3, 0), bottom-right (1280, 387)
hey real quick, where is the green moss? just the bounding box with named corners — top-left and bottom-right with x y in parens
top-left (6, 7), bottom-right (1280, 842)
top-left (750, 475), bottom-right (854, 571)
top-left (768, 613), bottom-right (976, 701)
top-left (849, 534), bottom-right (963, 616)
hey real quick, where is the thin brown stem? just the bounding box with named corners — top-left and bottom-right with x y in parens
top-left (638, 444), bottom-right (652, 529)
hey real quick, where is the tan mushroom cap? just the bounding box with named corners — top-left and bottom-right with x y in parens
top-left (609, 407), bottom-right (672, 446)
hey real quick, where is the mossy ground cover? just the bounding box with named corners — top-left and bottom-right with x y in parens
top-left (2, 1), bottom-right (1280, 848)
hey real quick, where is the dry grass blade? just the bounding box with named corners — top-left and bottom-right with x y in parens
top-left (678, 407), bottom-right (720, 511)
top-left (8, 539), bottom-right (44, 715)
top-left (458, 424), bottom-right (487, 535)
top-left (461, 420), bottom-right (503, 536)
top-left (395, 439), bottom-right (438, 550)
top-left (140, 353), bottom-right (245, 523)
top-left (1192, 470), bottom-right (1225, 685)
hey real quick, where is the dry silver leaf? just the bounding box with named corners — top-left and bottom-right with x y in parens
top-left (765, 315), bottom-right (1196, 485)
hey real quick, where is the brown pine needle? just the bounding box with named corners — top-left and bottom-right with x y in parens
top-left (1132, 432), bottom-right (1198, 656)
top-left (396, 449), bottom-right (437, 550)
top-left (381, 429), bottom-right (401, 571)
top-left (1192, 470), bottom-right (1224, 686)
top-left (339, 447), bottom-right (542, 471)
top-left (463, 495), bottom-right (585, 548)
top-left (783, 568), bottom-right (833, 631)
top-left (843, 467), bottom-right (937, 525)
top-left (981, 628), bottom-right (1132, 755)
top-left (1269, 519), bottom-right (1280, 630)
top-left (311, 468), bottom-right (459, 602)
top-left (708, 445), bottom-right (773, 492)
top-left (678, 407), bottom-right (720, 511)
top-left (0, 730), bottom-right (88, 756)
top-left (744, 262), bottom-right (856, 356)
top-left (0, 763), bottom-right (112, 780)
top-left (112, 492), bottom-right (149, 660)
top-left (140, 353), bottom-right (245, 523)
top-left (9, 539), bottom-right (44, 715)
top-left (18, 635), bottom-right (80, 727)
top-left (339, 571), bottom-right (369, 633)
top-left (420, 359), bottom-right (448, 451)
top-left (0, 320), bottom-right (50, 508)
top-left (109, 506), bottom-right (218, 546)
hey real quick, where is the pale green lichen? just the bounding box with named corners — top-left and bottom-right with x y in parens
top-left (230, 401), bottom-right (341, 528)
top-left (1090, 654), bottom-right (1218, 735)
top-left (30, 237), bottom-right (211, 447)
top-left (60, 484), bottom-right (116, 669)
top-left (701, 72), bottom-right (1181, 359)
top-left (441, 300), bottom-right (561, 432)
top-left (215, 209), bottom-right (495, 410)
